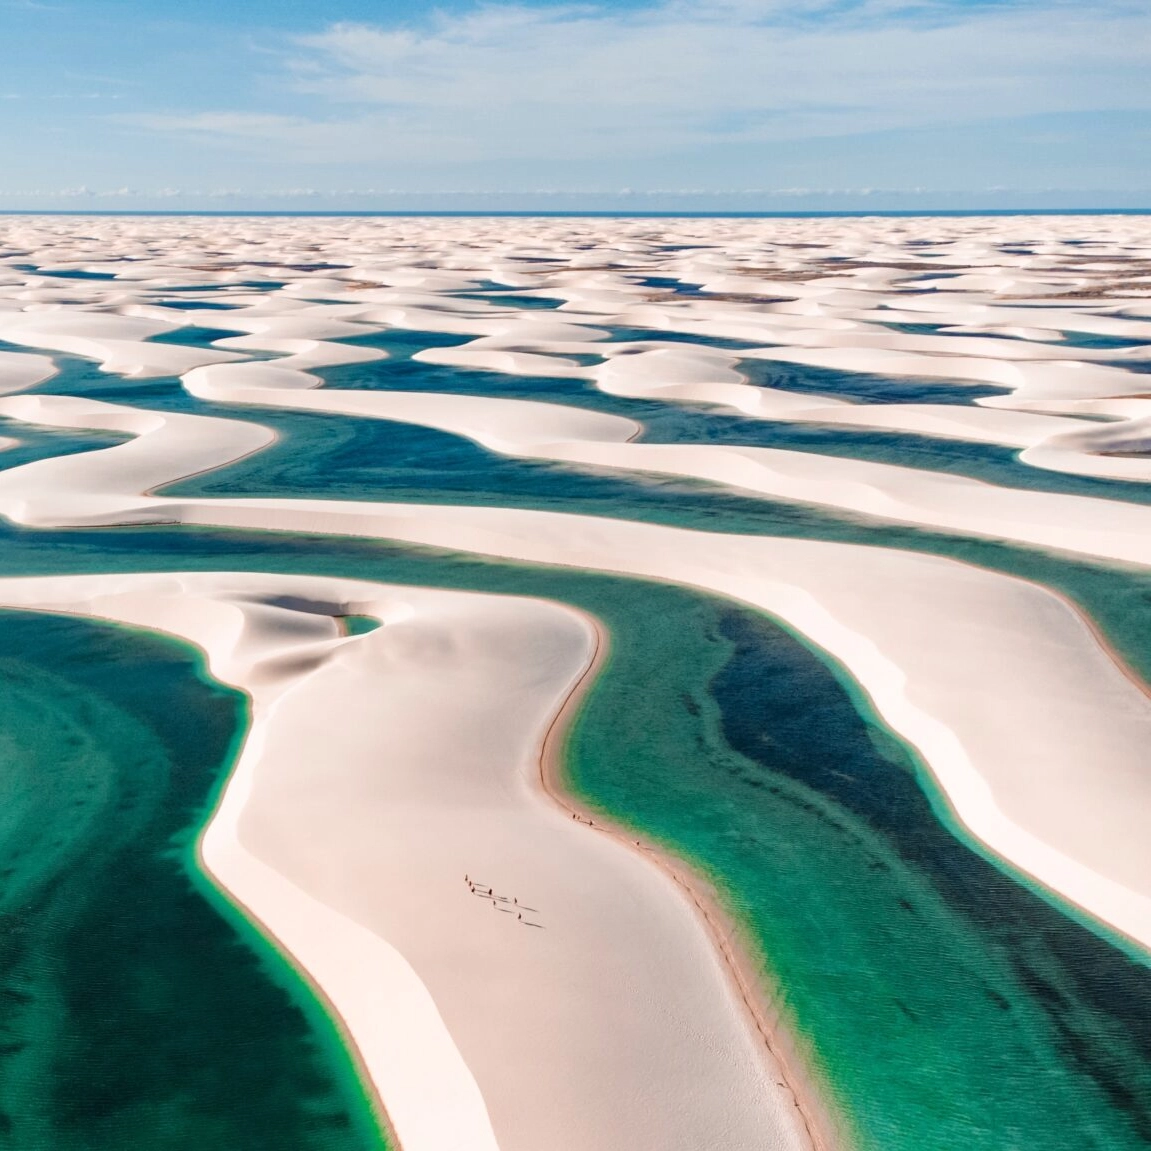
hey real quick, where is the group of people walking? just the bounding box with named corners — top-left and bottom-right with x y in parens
top-left (465, 874), bottom-right (536, 923)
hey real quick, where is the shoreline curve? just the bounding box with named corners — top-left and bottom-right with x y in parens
top-left (536, 607), bottom-right (850, 1151)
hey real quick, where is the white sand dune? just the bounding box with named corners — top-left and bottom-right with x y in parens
top-left (740, 325), bottom-right (1151, 365)
top-left (0, 393), bottom-right (273, 523)
top-left (173, 501), bottom-right (1151, 956)
top-left (0, 309), bottom-right (247, 376)
top-left (182, 304), bottom-right (385, 344)
top-left (5, 214), bottom-right (1151, 1147)
top-left (418, 326), bottom-right (1151, 482)
top-left (210, 335), bottom-right (387, 372)
top-left (0, 393), bottom-right (1150, 957)
top-left (1021, 416), bottom-right (1151, 482)
top-left (0, 571), bottom-right (808, 1151)
top-left (598, 347), bottom-right (1151, 482)
top-left (185, 362), bottom-right (639, 452)
top-left (175, 363), bottom-right (1151, 568)
top-left (416, 344), bottom-right (594, 378)
top-left (0, 348), bottom-right (58, 394)
top-left (859, 302), bottom-right (1151, 341)
top-left (743, 344), bottom-right (1145, 405)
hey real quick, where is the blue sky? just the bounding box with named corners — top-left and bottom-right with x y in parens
top-left (1, 0), bottom-right (1148, 209)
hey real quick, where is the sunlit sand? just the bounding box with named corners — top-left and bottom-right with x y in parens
top-left (2, 213), bottom-right (1151, 1150)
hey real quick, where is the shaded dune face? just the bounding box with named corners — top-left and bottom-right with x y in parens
top-left (0, 215), bottom-right (1149, 1151)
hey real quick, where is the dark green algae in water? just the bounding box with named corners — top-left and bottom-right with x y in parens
top-left (2, 524), bottom-right (1151, 1149)
top-left (0, 608), bottom-right (386, 1151)
top-left (10, 343), bottom-right (1151, 1146)
top-left (564, 596), bottom-right (1151, 1151)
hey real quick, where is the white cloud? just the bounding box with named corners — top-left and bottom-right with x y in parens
top-left (122, 112), bottom-right (309, 138)
top-left (115, 111), bottom-right (375, 161)
top-left (124, 0), bottom-right (1151, 168)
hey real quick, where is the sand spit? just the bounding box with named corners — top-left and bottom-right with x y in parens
top-left (4, 215), bottom-right (1151, 1144)
top-left (184, 360), bottom-right (642, 452)
top-left (0, 391), bottom-right (1149, 951)
top-left (3, 214), bottom-right (1151, 484)
top-left (178, 361), bottom-right (1151, 568)
top-left (0, 309), bottom-right (246, 377)
top-left (0, 348), bottom-right (58, 395)
top-left (422, 339), bottom-right (1151, 483)
top-left (0, 394), bottom-right (274, 523)
top-left (0, 572), bottom-right (811, 1151)
top-left (167, 501), bottom-right (1151, 956)
top-left (10, 383), bottom-right (1151, 574)
top-left (537, 617), bottom-right (845, 1151)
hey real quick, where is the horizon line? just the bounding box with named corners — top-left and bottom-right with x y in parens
top-left (1, 208), bottom-right (1150, 219)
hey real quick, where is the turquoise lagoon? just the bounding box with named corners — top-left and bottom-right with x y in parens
top-left (23, 335), bottom-right (1151, 511)
top-left (3, 515), bottom-right (1151, 1149)
top-left (2, 330), bottom-right (1151, 1147)
top-left (0, 607), bottom-right (383, 1150)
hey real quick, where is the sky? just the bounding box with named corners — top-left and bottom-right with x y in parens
top-left (0, 0), bottom-right (1149, 210)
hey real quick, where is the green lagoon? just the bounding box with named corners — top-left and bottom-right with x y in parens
top-left (0, 607), bottom-right (383, 1150)
top-left (3, 331), bottom-right (1151, 1148)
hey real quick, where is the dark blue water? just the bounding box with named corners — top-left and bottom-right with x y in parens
top-left (305, 349), bottom-right (1151, 506)
top-left (0, 609), bottom-right (383, 1151)
top-left (10, 266), bottom-right (117, 281)
top-left (3, 511), bottom-right (1151, 1148)
top-left (735, 357), bottom-right (1007, 406)
top-left (605, 327), bottom-right (767, 350)
top-left (152, 301), bottom-right (243, 312)
top-left (0, 420), bottom-right (127, 471)
top-left (16, 342), bottom-right (1151, 522)
top-left (148, 327), bottom-right (244, 349)
top-left (452, 292), bottom-right (564, 310)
